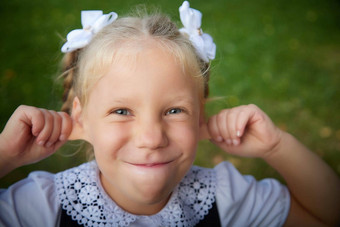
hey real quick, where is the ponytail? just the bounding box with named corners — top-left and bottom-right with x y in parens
top-left (60, 50), bottom-right (80, 114)
top-left (202, 62), bottom-right (210, 99)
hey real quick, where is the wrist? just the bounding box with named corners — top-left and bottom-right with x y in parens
top-left (0, 134), bottom-right (17, 178)
top-left (262, 130), bottom-right (292, 164)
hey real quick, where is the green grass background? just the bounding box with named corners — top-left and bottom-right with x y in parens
top-left (1, 0), bottom-right (339, 187)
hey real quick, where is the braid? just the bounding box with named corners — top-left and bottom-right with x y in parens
top-left (60, 50), bottom-right (80, 114)
top-left (201, 61), bottom-right (210, 99)
top-left (203, 71), bottom-right (210, 98)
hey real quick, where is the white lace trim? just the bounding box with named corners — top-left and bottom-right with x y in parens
top-left (55, 161), bottom-right (216, 227)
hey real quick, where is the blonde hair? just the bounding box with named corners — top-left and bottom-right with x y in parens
top-left (60, 12), bottom-right (210, 114)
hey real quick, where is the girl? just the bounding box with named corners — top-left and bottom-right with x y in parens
top-left (0, 1), bottom-right (339, 226)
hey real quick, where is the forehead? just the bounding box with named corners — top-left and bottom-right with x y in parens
top-left (97, 39), bottom-right (198, 84)
top-left (104, 43), bottom-right (195, 91)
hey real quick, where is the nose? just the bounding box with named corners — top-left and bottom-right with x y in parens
top-left (134, 118), bottom-right (168, 150)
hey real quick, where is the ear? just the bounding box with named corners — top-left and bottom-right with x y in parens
top-left (198, 106), bottom-right (211, 141)
top-left (68, 97), bottom-right (88, 141)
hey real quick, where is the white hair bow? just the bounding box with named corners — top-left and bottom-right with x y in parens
top-left (61, 11), bottom-right (118, 53)
top-left (179, 1), bottom-right (216, 62)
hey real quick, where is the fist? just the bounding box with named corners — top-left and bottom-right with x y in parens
top-left (207, 104), bottom-right (282, 158)
top-left (0, 105), bottom-right (73, 170)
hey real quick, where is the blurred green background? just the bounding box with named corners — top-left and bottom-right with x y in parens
top-left (1, 0), bottom-right (339, 187)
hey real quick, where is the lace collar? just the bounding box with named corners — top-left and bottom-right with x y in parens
top-left (55, 161), bottom-right (216, 227)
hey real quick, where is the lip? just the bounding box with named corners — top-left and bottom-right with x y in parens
top-left (126, 160), bottom-right (173, 168)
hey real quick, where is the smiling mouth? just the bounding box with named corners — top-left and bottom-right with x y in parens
top-left (127, 160), bottom-right (173, 168)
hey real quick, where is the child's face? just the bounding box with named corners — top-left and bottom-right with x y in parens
top-left (79, 42), bottom-right (203, 214)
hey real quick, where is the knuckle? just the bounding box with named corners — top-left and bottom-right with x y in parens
top-left (17, 104), bottom-right (26, 111)
top-left (221, 109), bottom-right (229, 115)
top-left (58, 111), bottom-right (68, 118)
top-left (48, 110), bottom-right (57, 116)
top-left (45, 111), bottom-right (53, 121)
top-left (36, 110), bottom-right (45, 121)
top-left (59, 112), bottom-right (72, 124)
top-left (247, 104), bottom-right (258, 109)
top-left (239, 110), bottom-right (246, 117)
top-left (53, 112), bottom-right (62, 122)
top-left (217, 111), bottom-right (226, 122)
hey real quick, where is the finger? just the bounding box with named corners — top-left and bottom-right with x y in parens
top-left (58, 112), bottom-right (73, 141)
top-left (16, 105), bottom-right (45, 137)
top-left (30, 109), bottom-right (46, 137)
top-left (207, 115), bottom-right (223, 142)
top-left (226, 109), bottom-right (240, 146)
top-left (235, 108), bottom-right (251, 138)
top-left (35, 109), bottom-right (54, 146)
top-left (217, 110), bottom-right (232, 145)
top-left (45, 110), bottom-right (62, 148)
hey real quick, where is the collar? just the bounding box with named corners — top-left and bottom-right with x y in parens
top-left (55, 161), bottom-right (216, 227)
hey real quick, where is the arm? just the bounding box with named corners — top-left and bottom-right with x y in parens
top-left (0, 105), bottom-right (73, 177)
top-left (265, 132), bottom-right (340, 226)
top-left (206, 104), bottom-right (340, 226)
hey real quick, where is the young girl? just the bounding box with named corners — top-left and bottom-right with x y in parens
top-left (0, 1), bottom-right (339, 226)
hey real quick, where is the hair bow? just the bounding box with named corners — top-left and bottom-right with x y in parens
top-left (61, 10), bottom-right (118, 53)
top-left (179, 1), bottom-right (216, 62)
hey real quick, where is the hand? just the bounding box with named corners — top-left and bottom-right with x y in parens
top-left (207, 104), bottom-right (340, 225)
top-left (0, 105), bottom-right (72, 176)
top-left (207, 104), bottom-right (282, 158)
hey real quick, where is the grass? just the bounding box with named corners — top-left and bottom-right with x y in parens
top-left (1, 0), bottom-right (340, 187)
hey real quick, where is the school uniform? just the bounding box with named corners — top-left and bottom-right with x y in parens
top-left (0, 161), bottom-right (290, 227)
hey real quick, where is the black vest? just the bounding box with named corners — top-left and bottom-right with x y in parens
top-left (60, 201), bottom-right (221, 227)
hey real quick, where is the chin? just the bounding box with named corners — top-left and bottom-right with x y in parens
top-left (133, 176), bottom-right (175, 201)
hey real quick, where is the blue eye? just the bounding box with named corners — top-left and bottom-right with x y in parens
top-left (167, 108), bottom-right (183, 115)
top-left (114, 109), bottom-right (130, 115)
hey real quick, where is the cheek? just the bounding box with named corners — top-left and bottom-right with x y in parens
top-left (88, 123), bottom-right (131, 157)
top-left (169, 121), bottom-right (200, 156)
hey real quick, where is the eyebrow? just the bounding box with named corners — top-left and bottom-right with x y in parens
top-left (108, 96), bottom-right (196, 110)
top-left (168, 95), bottom-right (197, 107)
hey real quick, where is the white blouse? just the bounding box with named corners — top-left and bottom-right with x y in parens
top-left (0, 161), bottom-right (290, 227)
